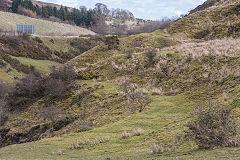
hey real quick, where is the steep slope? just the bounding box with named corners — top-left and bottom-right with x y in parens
top-left (168, 0), bottom-right (240, 39)
top-left (0, 11), bottom-right (95, 36)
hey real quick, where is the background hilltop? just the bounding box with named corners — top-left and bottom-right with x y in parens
top-left (169, 0), bottom-right (240, 39)
top-left (0, 11), bottom-right (95, 36)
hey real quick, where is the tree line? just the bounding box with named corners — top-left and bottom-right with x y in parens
top-left (10, 0), bottom-right (97, 26)
top-left (10, 0), bottom-right (135, 27)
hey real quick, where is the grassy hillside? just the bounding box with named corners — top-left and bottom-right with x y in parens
top-left (0, 95), bottom-right (239, 160)
top-left (11, 56), bottom-right (59, 73)
top-left (0, 11), bottom-right (95, 36)
top-left (0, 28), bottom-right (239, 159)
top-left (1, 0), bottom-right (240, 157)
top-left (168, 1), bottom-right (240, 39)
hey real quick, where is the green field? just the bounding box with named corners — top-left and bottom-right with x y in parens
top-left (0, 94), bottom-right (239, 160)
top-left (0, 11), bottom-right (95, 36)
top-left (11, 56), bottom-right (59, 73)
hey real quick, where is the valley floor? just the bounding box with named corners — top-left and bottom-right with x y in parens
top-left (0, 95), bottom-right (239, 160)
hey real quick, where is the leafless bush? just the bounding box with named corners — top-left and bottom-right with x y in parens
top-left (0, 83), bottom-right (11, 99)
top-left (133, 128), bottom-right (143, 136)
top-left (121, 131), bottom-right (131, 139)
top-left (121, 81), bottom-right (152, 112)
top-left (186, 102), bottom-right (240, 149)
top-left (44, 78), bottom-right (66, 99)
top-left (144, 47), bottom-right (157, 68)
top-left (91, 16), bottom-right (110, 35)
top-left (49, 65), bottom-right (76, 82)
top-left (18, 6), bottom-right (37, 18)
top-left (110, 24), bottom-right (128, 35)
top-left (13, 71), bottom-right (43, 99)
top-left (41, 104), bottom-right (63, 122)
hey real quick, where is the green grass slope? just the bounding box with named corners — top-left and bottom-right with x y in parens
top-left (0, 11), bottom-right (95, 36)
top-left (0, 95), bottom-right (239, 160)
top-left (11, 56), bottom-right (59, 73)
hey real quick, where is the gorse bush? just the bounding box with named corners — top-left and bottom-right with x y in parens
top-left (76, 70), bottom-right (98, 80)
top-left (186, 102), bottom-right (240, 149)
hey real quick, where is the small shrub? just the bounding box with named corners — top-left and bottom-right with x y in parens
top-left (0, 59), bottom-right (7, 67)
top-left (133, 128), bottom-right (143, 136)
top-left (34, 37), bottom-right (43, 43)
top-left (151, 144), bottom-right (165, 154)
top-left (44, 78), bottom-right (67, 99)
top-left (50, 39), bottom-right (54, 44)
top-left (0, 82), bottom-right (11, 99)
top-left (186, 102), bottom-right (240, 149)
top-left (41, 104), bottom-right (63, 122)
top-left (151, 142), bottom-right (176, 154)
top-left (104, 36), bottom-right (120, 50)
top-left (76, 70), bottom-right (98, 80)
top-left (193, 29), bottom-right (210, 39)
top-left (121, 131), bottom-right (131, 139)
top-left (121, 81), bottom-right (152, 112)
top-left (49, 65), bottom-right (76, 82)
top-left (144, 47), bottom-right (157, 68)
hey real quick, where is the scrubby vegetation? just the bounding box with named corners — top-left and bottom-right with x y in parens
top-left (1, 0), bottom-right (240, 159)
top-left (186, 102), bottom-right (240, 149)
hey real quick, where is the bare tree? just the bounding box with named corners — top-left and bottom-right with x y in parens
top-left (91, 16), bottom-right (110, 35)
top-left (121, 81), bottom-right (152, 112)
